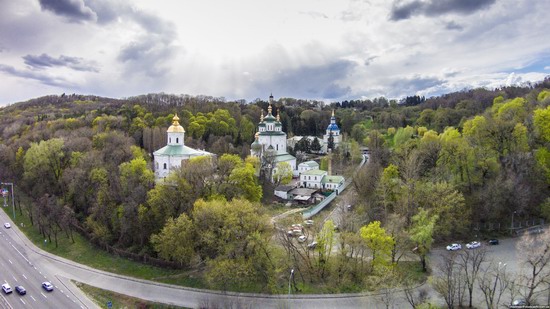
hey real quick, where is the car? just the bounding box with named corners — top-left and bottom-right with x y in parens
top-left (466, 241), bottom-right (481, 249)
top-left (511, 298), bottom-right (527, 306)
top-left (291, 224), bottom-right (303, 231)
top-left (298, 235), bottom-right (307, 243)
top-left (304, 220), bottom-right (314, 226)
top-left (307, 241), bottom-right (318, 249)
top-left (346, 204), bottom-right (352, 211)
top-left (488, 239), bottom-right (499, 245)
top-left (42, 281), bottom-right (54, 291)
top-left (4, 222), bottom-right (10, 229)
top-left (2, 283), bottom-right (12, 294)
top-left (446, 243), bottom-right (462, 251)
top-left (15, 286), bottom-right (26, 295)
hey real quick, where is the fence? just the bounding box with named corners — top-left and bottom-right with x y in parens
top-left (301, 154), bottom-right (366, 219)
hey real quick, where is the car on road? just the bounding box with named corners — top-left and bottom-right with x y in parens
top-left (511, 298), bottom-right (527, 306)
top-left (304, 220), bottom-right (314, 226)
top-left (42, 281), bottom-right (54, 291)
top-left (15, 286), bottom-right (26, 295)
top-left (488, 239), bottom-right (499, 245)
top-left (2, 283), bottom-right (13, 294)
top-left (4, 222), bottom-right (10, 229)
top-left (307, 241), bottom-right (318, 249)
top-left (298, 235), bottom-right (307, 243)
top-left (446, 243), bottom-right (462, 251)
top-left (466, 241), bottom-right (481, 249)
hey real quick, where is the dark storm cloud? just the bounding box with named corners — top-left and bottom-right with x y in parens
top-left (0, 64), bottom-right (74, 88)
top-left (390, 75), bottom-right (446, 94)
top-left (445, 21), bottom-right (463, 31)
top-left (23, 53), bottom-right (99, 72)
top-left (38, 0), bottom-right (97, 23)
top-left (257, 60), bottom-right (355, 99)
top-left (390, 0), bottom-right (496, 21)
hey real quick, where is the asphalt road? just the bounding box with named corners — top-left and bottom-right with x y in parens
top-left (0, 220), bottom-right (94, 309)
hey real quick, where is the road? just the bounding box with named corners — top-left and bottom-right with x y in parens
top-left (0, 219), bottom-right (95, 309)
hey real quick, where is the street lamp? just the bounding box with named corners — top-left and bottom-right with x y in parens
top-left (1, 182), bottom-right (15, 219)
top-left (288, 268), bottom-right (294, 295)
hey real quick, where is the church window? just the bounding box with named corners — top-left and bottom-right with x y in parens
top-left (176, 138), bottom-right (179, 143)
top-left (163, 163), bottom-right (167, 169)
top-left (169, 138), bottom-right (171, 143)
top-left (276, 145), bottom-right (278, 151)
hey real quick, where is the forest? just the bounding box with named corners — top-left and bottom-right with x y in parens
top-left (0, 77), bottom-right (549, 295)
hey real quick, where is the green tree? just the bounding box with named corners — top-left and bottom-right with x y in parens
top-left (409, 208), bottom-right (438, 272)
top-left (150, 213), bottom-right (195, 266)
top-left (272, 161), bottom-right (293, 185)
top-left (310, 137), bottom-right (322, 153)
top-left (23, 138), bottom-right (66, 198)
top-left (359, 221), bottom-right (395, 270)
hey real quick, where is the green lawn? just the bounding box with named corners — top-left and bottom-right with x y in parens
top-left (75, 281), bottom-right (190, 309)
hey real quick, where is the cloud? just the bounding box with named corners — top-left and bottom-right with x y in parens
top-left (38, 0), bottom-right (97, 23)
top-left (0, 64), bottom-right (75, 88)
top-left (390, 75), bottom-right (446, 95)
top-left (390, 0), bottom-right (496, 21)
top-left (255, 60), bottom-right (355, 99)
top-left (23, 53), bottom-right (99, 72)
top-left (445, 21), bottom-right (463, 31)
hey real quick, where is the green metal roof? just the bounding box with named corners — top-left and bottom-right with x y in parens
top-left (259, 131), bottom-right (286, 136)
top-left (301, 169), bottom-right (327, 176)
top-left (153, 145), bottom-right (212, 156)
top-left (300, 161), bottom-right (318, 167)
top-left (322, 175), bottom-right (344, 184)
top-left (274, 153), bottom-right (296, 163)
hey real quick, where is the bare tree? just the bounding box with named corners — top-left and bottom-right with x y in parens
top-left (458, 247), bottom-right (487, 307)
top-left (478, 261), bottom-right (510, 309)
top-left (517, 231), bottom-right (550, 305)
top-left (432, 252), bottom-right (463, 309)
top-left (402, 276), bottom-right (428, 308)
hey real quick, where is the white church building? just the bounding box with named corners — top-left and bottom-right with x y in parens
top-left (322, 110), bottom-right (341, 153)
top-left (251, 94), bottom-right (297, 176)
top-left (153, 114), bottom-right (213, 180)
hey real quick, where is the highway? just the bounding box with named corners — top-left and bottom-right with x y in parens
top-left (0, 219), bottom-right (94, 309)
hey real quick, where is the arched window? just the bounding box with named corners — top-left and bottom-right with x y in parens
top-left (169, 138), bottom-right (171, 143)
top-left (163, 163), bottom-right (167, 169)
top-left (176, 138), bottom-right (179, 143)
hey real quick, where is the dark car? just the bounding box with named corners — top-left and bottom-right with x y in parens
top-left (15, 286), bottom-right (26, 295)
top-left (488, 239), bottom-right (499, 245)
top-left (42, 282), bottom-right (54, 291)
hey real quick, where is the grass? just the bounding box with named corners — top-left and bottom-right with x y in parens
top-left (75, 281), bottom-right (190, 309)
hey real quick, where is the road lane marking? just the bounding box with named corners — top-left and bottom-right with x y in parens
top-left (10, 243), bottom-right (32, 264)
top-left (22, 274), bottom-right (27, 280)
top-left (19, 298), bottom-right (25, 305)
top-left (11, 275), bottom-right (17, 282)
top-left (8, 259), bottom-right (12, 264)
top-left (41, 292), bottom-right (47, 298)
top-left (30, 295), bottom-right (36, 302)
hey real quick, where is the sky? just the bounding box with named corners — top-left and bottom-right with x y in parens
top-left (1, 0), bottom-right (549, 105)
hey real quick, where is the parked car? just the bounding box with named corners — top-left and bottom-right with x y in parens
top-left (307, 241), bottom-right (318, 249)
top-left (446, 243), bottom-right (462, 251)
top-left (4, 222), bottom-right (10, 229)
top-left (304, 220), bottom-right (314, 226)
top-left (488, 239), bottom-right (499, 245)
top-left (298, 235), bottom-right (307, 243)
top-left (42, 282), bottom-right (54, 291)
top-left (466, 241), bottom-right (481, 249)
top-left (15, 286), bottom-right (26, 295)
top-left (2, 283), bottom-right (13, 294)
top-left (511, 298), bottom-right (527, 306)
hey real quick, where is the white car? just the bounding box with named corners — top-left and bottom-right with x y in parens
top-left (2, 283), bottom-right (12, 294)
top-left (304, 220), bottom-right (314, 226)
top-left (4, 222), bottom-right (10, 229)
top-left (446, 243), bottom-right (462, 251)
top-left (466, 241), bottom-right (481, 249)
top-left (298, 235), bottom-right (307, 243)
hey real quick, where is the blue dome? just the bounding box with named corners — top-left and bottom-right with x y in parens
top-left (327, 123), bottom-right (339, 131)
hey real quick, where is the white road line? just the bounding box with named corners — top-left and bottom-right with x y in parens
top-left (22, 274), bottom-right (27, 280)
top-left (41, 292), bottom-right (47, 298)
top-left (10, 243), bottom-right (32, 264)
top-left (11, 275), bottom-right (17, 282)
top-left (19, 298), bottom-right (25, 305)
top-left (8, 259), bottom-right (12, 264)
top-left (30, 295), bottom-right (36, 302)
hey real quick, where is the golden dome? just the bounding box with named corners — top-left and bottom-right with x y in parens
top-left (167, 114), bottom-right (185, 133)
